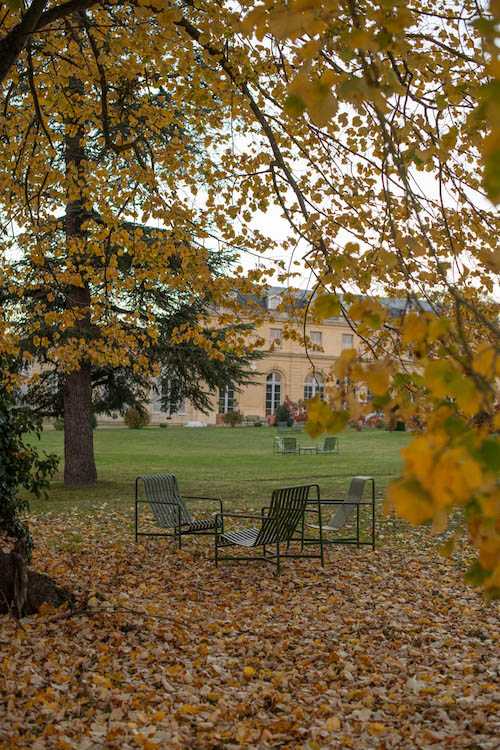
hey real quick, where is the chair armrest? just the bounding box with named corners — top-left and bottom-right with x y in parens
top-left (136, 499), bottom-right (182, 505)
top-left (261, 506), bottom-right (270, 516)
top-left (183, 496), bottom-right (222, 502)
top-left (317, 500), bottom-right (374, 506)
top-left (216, 512), bottom-right (276, 521)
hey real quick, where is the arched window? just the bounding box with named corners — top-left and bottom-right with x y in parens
top-left (219, 385), bottom-right (235, 414)
top-left (266, 372), bottom-right (282, 415)
top-left (304, 373), bottom-right (325, 401)
top-left (152, 377), bottom-right (187, 416)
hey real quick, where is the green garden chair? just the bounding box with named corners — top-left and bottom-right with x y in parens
top-left (135, 473), bottom-right (223, 548)
top-left (316, 436), bottom-right (339, 454)
top-left (305, 476), bottom-right (375, 550)
top-left (282, 437), bottom-right (299, 454)
top-left (274, 437), bottom-right (299, 454)
top-left (215, 484), bottom-right (324, 571)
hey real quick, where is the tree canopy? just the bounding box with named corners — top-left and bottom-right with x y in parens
top-left (0, 0), bottom-right (499, 595)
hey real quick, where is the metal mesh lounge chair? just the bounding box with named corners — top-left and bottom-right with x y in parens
top-left (215, 484), bottom-right (324, 571)
top-left (316, 437), bottom-right (340, 454)
top-left (282, 437), bottom-right (299, 454)
top-left (135, 473), bottom-right (223, 548)
top-left (306, 476), bottom-right (375, 549)
top-left (274, 436), bottom-right (299, 454)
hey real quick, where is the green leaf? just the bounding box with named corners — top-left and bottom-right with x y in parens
top-left (284, 94), bottom-right (306, 118)
top-left (475, 439), bottom-right (500, 472)
top-left (464, 560), bottom-right (491, 586)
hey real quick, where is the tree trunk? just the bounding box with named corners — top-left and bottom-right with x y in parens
top-left (64, 360), bottom-right (97, 485)
top-left (0, 539), bottom-right (72, 617)
top-left (62, 63), bottom-right (97, 485)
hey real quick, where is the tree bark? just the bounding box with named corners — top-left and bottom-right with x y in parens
top-left (62, 64), bottom-right (98, 485)
top-left (64, 359), bottom-right (97, 485)
top-left (0, 539), bottom-right (72, 616)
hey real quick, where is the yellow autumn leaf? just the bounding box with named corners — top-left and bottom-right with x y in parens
top-left (402, 313), bottom-right (428, 345)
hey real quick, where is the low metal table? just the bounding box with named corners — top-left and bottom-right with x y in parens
top-left (299, 446), bottom-right (317, 455)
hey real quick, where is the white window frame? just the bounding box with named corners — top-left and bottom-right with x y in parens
top-left (342, 333), bottom-right (354, 350)
top-left (304, 373), bottom-right (325, 401)
top-left (270, 327), bottom-right (282, 350)
top-left (266, 371), bottom-right (282, 415)
top-left (152, 377), bottom-right (187, 415)
top-left (219, 385), bottom-right (235, 414)
top-left (310, 331), bottom-right (322, 348)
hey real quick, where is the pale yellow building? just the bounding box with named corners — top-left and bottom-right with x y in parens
top-left (147, 288), bottom-right (366, 426)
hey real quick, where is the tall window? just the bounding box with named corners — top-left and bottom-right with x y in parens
top-left (342, 333), bottom-right (354, 350)
top-left (270, 328), bottom-right (282, 350)
top-left (304, 373), bottom-right (325, 400)
top-left (266, 372), bottom-right (282, 415)
top-left (310, 331), bottom-right (322, 348)
top-left (219, 385), bottom-right (235, 414)
top-left (152, 377), bottom-right (186, 415)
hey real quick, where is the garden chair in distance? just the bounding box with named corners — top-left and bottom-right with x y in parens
top-left (273, 436), bottom-right (299, 454)
top-left (316, 436), bottom-right (339, 454)
top-left (305, 476), bottom-right (375, 550)
top-left (282, 437), bottom-right (299, 454)
top-left (215, 484), bottom-right (324, 571)
top-left (135, 473), bottom-right (223, 548)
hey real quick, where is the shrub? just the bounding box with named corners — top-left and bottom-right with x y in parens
top-left (124, 408), bottom-right (150, 429)
top-left (0, 373), bottom-right (59, 554)
top-left (284, 395), bottom-right (307, 423)
top-left (253, 421), bottom-right (262, 427)
top-left (159, 423), bottom-right (168, 429)
top-left (222, 410), bottom-right (243, 427)
top-left (274, 402), bottom-right (293, 427)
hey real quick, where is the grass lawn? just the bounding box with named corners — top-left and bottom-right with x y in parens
top-left (29, 425), bottom-right (410, 516)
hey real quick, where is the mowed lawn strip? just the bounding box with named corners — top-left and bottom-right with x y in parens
top-left (28, 426), bottom-right (409, 516)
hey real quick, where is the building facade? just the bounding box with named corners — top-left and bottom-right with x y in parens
top-left (147, 289), bottom-right (364, 426)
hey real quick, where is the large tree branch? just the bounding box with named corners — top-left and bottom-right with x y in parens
top-left (0, 0), bottom-right (99, 84)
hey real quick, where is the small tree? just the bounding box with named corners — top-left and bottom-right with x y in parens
top-left (222, 410), bottom-right (243, 427)
top-left (274, 401), bottom-right (293, 427)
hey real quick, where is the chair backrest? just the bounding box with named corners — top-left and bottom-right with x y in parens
top-left (323, 437), bottom-right (337, 450)
top-left (328, 476), bottom-right (371, 529)
top-left (137, 474), bottom-right (192, 528)
top-left (282, 437), bottom-right (297, 452)
top-left (255, 484), bottom-right (315, 546)
top-left (277, 421), bottom-right (288, 432)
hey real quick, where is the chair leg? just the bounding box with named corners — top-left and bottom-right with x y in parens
top-left (372, 481), bottom-right (376, 550)
top-left (135, 501), bottom-right (138, 543)
top-left (356, 505), bottom-right (360, 548)
top-left (318, 500), bottom-right (324, 567)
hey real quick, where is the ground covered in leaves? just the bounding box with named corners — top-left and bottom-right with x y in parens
top-left (1, 508), bottom-right (499, 749)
